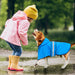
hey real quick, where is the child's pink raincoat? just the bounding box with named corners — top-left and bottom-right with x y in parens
top-left (0, 10), bottom-right (30, 46)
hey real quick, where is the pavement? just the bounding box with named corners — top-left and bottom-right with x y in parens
top-left (0, 49), bottom-right (75, 75)
top-left (0, 49), bottom-right (75, 67)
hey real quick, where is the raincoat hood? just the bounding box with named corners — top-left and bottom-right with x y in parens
top-left (12, 10), bottom-right (27, 21)
top-left (39, 38), bottom-right (50, 48)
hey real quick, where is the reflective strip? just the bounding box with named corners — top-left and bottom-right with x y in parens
top-left (52, 41), bottom-right (54, 56)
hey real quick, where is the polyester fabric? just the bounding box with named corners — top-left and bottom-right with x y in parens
top-left (38, 38), bottom-right (71, 60)
top-left (0, 10), bottom-right (30, 46)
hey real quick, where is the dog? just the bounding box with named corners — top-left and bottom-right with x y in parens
top-left (32, 29), bottom-right (75, 69)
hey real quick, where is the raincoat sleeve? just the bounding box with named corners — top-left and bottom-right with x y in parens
top-left (18, 20), bottom-right (30, 45)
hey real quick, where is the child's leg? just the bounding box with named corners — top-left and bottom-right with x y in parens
top-left (10, 55), bottom-right (23, 71)
top-left (10, 45), bottom-right (23, 71)
top-left (6, 41), bottom-right (22, 56)
top-left (6, 41), bottom-right (23, 71)
top-left (6, 41), bottom-right (16, 70)
top-left (13, 45), bottom-right (22, 56)
top-left (8, 55), bottom-right (12, 70)
top-left (6, 41), bottom-right (16, 55)
top-left (9, 44), bottom-right (23, 71)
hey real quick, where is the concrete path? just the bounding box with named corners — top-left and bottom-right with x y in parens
top-left (0, 49), bottom-right (75, 75)
top-left (0, 49), bottom-right (75, 67)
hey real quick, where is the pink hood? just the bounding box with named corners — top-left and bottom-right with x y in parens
top-left (12, 10), bottom-right (27, 21)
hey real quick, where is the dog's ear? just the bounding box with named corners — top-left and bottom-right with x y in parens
top-left (36, 32), bottom-right (45, 41)
top-left (36, 32), bottom-right (45, 46)
top-left (38, 32), bottom-right (45, 42)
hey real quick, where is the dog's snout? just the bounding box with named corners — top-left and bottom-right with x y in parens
top-left (32, 32), bottom-right (34, 35)
top-left (32, 32), bottom-right (36, 36)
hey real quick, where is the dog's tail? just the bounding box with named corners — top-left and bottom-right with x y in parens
top-left (71, 43), bottom-right (75, 47)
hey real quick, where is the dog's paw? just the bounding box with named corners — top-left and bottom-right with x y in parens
top-left (33, 64), bottom-right (38, 70)
top-left (35, 63), bottom-right (38, 66)
top-left (61, 64), bottom-right (68, 69)
top-left (62, 60), bottom-right (69, 69)
top-left (44, 65), bottom-right (48, 68)
top-left (61, 65), bottom-right (66, 69)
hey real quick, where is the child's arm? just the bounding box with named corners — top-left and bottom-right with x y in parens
top-left (18, 20), bottom-right (30, 45)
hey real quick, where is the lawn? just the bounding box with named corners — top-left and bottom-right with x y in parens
top-left (0, 29), bottom-right (75, 51)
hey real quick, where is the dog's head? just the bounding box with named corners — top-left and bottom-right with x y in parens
top-left (32, 29), bottom-right (45, 46)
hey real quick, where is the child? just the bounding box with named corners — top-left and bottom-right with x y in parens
top-left (0, 5), bottom-right (38, 71)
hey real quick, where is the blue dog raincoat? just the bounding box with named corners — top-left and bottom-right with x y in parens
top-left (38, 38), bottom-right (71, 60)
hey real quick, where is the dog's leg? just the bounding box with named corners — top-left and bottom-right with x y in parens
top-left (44, 58), bottom-right (49, 68)
top-left (35, 59), bottom-right (45, 66)
top-left (35, 58), bottom-right (49, 68)
top-left (61, 51), bottom-right (70, 69)
top-left (34, 60), bottom-right (39, 68)
top-left (46, 57), bottom-right (49, 65)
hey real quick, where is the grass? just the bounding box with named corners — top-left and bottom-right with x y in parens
top-left (0, 29), bottom-right (75, 51)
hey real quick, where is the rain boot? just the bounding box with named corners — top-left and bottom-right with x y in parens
top-left (10, 55), bottom-right (23, 71)
top-left (8, 55), bottom-right (12, 70)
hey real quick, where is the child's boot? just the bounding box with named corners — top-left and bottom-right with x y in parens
top-left (8, 55), bottom-right (12, 70)
top-left (10, 55), bottom-right (23, 71)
